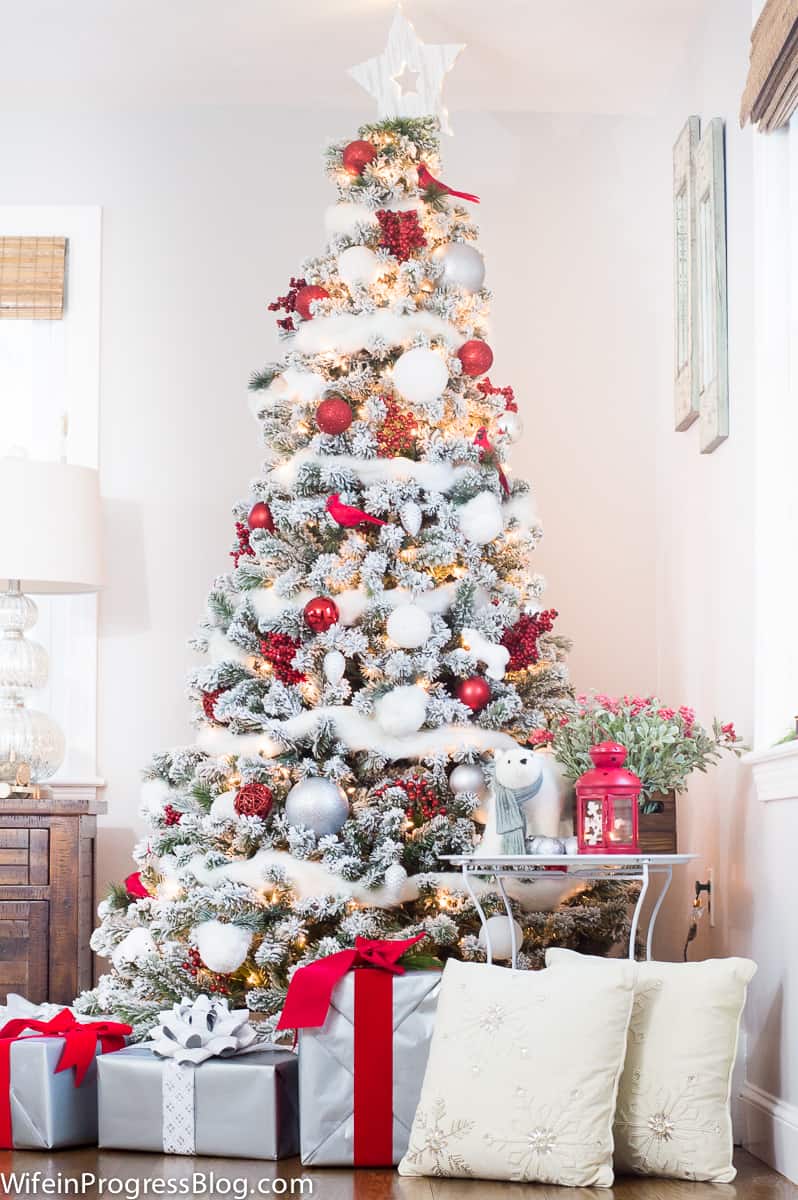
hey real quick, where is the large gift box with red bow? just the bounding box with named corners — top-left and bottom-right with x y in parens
top-left (277, 935), bottom-right (441, 1167)
top-left (0, 1007), bottom-right (130, 1149)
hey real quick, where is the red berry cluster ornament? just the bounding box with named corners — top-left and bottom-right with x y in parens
top-left (376, 398), bottom-right (417, 457)
top-left (477, 377), bottom-right (517, 411)
top-left (376, 209), bottom-right (427, 261)
top-left (316, 395), bottom-right (353, 435)
top-left (163, 804), bottom-right (182, 827)
top-left (231, 521), bottom-right (255, 568)
top-left (234, 782), bottom-right (274, 820)
top-left (260, 632), bottom-right (305, 685)
top-left (458, 339), bottom-right (494, 377)
top-left (304, 596), bottom-right (339, 633)
top-left (455, 676), bottom-right (492, 712)
top-left (267, 276), bottom-right (306, 332)
top-left (248, 501), bottom-right (274, 532)
top-left (501, 609), bottom-right (558, 672)
top-left (342, 139), bottom-right (377, 176)
top-left (374, 775), bottom-right (447, 827)
top-left (201, 688), bottom-right (225, 724)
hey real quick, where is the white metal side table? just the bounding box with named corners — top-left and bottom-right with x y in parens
top-left (442, 853), bottom-right (696, 968)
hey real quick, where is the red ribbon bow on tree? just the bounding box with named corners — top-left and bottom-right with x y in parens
top-left (417, 164), bottom-right (480, 204)
top-left (0, 1010), bottom-right (131, 1148)
top-left (276, 933), bottom-right (425, 1031)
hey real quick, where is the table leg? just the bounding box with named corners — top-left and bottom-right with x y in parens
top-left (628, 862), bottom-right (650, 960)
top-left (496, 875), bottom-right (518, 970)
top-left (461, 863), bottom-right (493, 965)
top-left (645, 866), bottom-right (673, 960)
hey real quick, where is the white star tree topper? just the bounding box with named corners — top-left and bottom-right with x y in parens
top-left (348, 8), bottom-right (465, 135)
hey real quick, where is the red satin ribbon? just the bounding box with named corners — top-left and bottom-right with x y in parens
top-left (0, 1009), bottom-right (131, 1149)
top-left (277, 934), bottom-right (425, 1168)
top-left (417, 163), bottom-right (480, 204)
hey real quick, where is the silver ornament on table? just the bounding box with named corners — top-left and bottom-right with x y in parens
top-left (526, 835), bottom-right (566, 855)
top-left (399, 501), bottom-right (422, 537)
top-left (448, 762), bottom-right (487, 798)
top-left (436, 242), bottom-right (486, 292)
top-left (494, 409), bottom-right (523, 444)
top-left (285, 777), bottom-right (349, 836)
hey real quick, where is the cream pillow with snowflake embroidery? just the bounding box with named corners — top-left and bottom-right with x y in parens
top-left (398, 957), bottom-right (635, 1187)
top-left (545, 950), bottom-right (756, 1182)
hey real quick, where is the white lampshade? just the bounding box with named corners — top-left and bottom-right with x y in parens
top-left (0, 456), bottom-right (103, 593)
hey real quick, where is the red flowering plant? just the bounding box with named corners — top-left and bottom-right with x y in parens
top-left (550, 694), bottom-right (743, 812)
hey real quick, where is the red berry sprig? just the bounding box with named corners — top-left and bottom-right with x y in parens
top-left (202, 688), bottom-right (225, 724)
top-left (501, 609), bottom-right (558, 672)
top-left (267, 276), bottom-right (307, 332)
top-left (376, 398), bottom-right (418, 458)
top-left (374, 775), bottom-right (447, 827)
top-left (183, 946), bottom-right (231, 993)
top-left (231, 521), bottom-right (255, 568)
top-left (260, 632), bottom-right (305, 685)
top-left (376, 210), bottom-right (427, 261)
top-left (163, 804), bottom-right (182, 827)
top-left (477, 377), bottom-right (517, 411)
top-left (184, 947), bottom-right (203, 976)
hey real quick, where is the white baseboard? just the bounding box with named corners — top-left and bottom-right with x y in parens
top-left (739, 1081), bottom-right (798, 1183)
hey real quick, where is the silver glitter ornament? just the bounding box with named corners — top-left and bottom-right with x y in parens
top-left (285, 777), bottom-right (349, 837)
top-left (526, 835), bottom-right (566, 855)
top-left (438, 242), bottom-right (486, 292)
top-left (448, 762), bottom-right (487, 798)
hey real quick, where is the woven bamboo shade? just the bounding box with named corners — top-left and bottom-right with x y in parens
top-left (741, 0), bottom-right (798, 132)
top-left (0, 237), bottom-right (67, 319)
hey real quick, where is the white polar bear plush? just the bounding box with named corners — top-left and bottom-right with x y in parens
top-left (477, 746), bottom-right (567, 855)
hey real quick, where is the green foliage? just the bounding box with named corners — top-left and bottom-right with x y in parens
top-left (249, 366), bottom-right (280, 391)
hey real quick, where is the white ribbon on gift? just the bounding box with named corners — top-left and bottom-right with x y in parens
top-left (147, 995), bottom-right (278, 1155)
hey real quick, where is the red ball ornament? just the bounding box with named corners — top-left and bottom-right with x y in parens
top-left (247, 501), bottom-right (274, 532)
top-left (294, 285), bottom-right (329, 321)
top-left (458, 339), bottom-right (494, 377)
top-left (316, 395), bottom-right (353, 435)
top-left (342, 139), bottom-right (377, 176)
top-left (304, 596), bottom-right (340, 633)
top-left (456, 676), bottom-right (492, 712)
top-left (234, 782), bottom-right (274, 820)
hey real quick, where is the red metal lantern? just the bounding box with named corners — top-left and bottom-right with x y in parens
top-left (576, 741), bottom-right (640, 854)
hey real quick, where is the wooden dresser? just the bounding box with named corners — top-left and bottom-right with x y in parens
top-left (0, 782), bottom-right (105, 1005)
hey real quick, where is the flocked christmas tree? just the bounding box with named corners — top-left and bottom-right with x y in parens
top-left (79, 14), bottom-right (636, 1036)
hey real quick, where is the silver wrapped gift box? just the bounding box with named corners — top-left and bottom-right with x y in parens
top-left (97, 1044), bottom-right (299, 1159)
top-left (2, 1038), bottom-right (101, 1149)
top-left (298, 969), bottom-right (441, 1166)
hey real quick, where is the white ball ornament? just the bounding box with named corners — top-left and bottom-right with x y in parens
top-left (192, 920), bottom-right (252, 974)
top-left (337, 245), bottom-right (381, 289)
top-left (399, 501), bottom-right (422, 537)
top-left (393, 347), bottom-right (449, 407)
top-left (323, 649), bottom-right (347, 685)
top-left (386, 604), bottom-right (432, 650)
top-left (375, 685), bottom-right (427, 737)
top-left (478, 915), bottom-right (524, 961)
top-left (448, 763), bottom-right (487, 798)
top-left (112, 926), bottom-right (157, 969)
top-left (210, 789), bottom-right (238, 820)
top-left (494, 410), bottom-right (523, 444)
top-left (285, 777), bottom-right (349, 836)
top-left (457, 491), bottom-right (504, 545)
top-left (437, 242), bottom-right (486, 292)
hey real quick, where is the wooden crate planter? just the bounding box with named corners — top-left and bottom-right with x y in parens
top-left (638, 791), bottom-right (678, 854)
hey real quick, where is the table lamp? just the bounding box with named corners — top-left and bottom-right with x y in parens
top-left (0, 454), bottom-right (103, 783)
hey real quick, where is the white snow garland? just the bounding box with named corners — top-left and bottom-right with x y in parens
top-left (460, 627), bottom-right (510, 680)
top-left (271, 446), bottom-right (471, 492)
top-left (249, 578), bottom-right (468, 627)
top-left (323, 198), bottom-right (422, 238)
top-left (196, 705), bottom-right (516, 762)
top-left (293, 310), bottom-right (462, 356)
top-left (206, 630), bottom-right (258, 668)
top-left (248, 368), bottom-right (327, 420)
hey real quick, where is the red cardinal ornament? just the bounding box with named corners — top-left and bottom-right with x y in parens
top-left (304, 596), bottom-right (339, 632)
top-left (417, 163), bottom-right (480, 204)
top-left (473, 427), bottom-right (510, 496)
top-left (456, 676), bottom-right (492, 712)
top-left (326, 494), bottom-right (386, 528)
top-left (294, 285), bottom-right (329, 321)
top-left (247, 501), bottom-right (274, 532)
top-left (124, 871), bottom-right (150, 899)
top-left (316, 396), bottom-right (353, 435)
top-left (458, 339), bottom-right (494, 377)
top-left (342, 139), bottom-right (377, 175)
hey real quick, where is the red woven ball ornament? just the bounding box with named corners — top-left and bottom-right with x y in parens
top-left (294, 285), bottom-right (329, 321)
top-left (342, 139), bottom-right (377, 176)
top-left (316, 395), bottom-right (353, 435)
top-left (303, 596), bottom-right (340, 633)
top-left (247, 501), bottom-right (274, 532)
top-left (455, 676), bottom-right (492, 712)
top-left (458, 339), bottom-right (494, 377)
top-left (234, 782), bottom-right (274, 820)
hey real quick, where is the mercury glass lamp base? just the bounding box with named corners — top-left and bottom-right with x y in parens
top-left (0, 582), bottom-right (66, 783)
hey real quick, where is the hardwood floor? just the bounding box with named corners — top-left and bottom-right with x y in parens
top-left (0, 1149), bottom-right (794, 1199)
